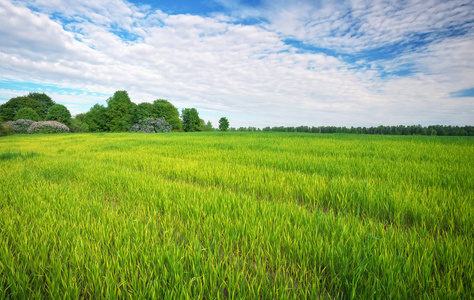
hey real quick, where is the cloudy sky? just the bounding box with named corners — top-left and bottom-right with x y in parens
top-left (1, 0), bottom-right (473, 128)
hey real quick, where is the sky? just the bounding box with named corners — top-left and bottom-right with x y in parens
top-left (0, 0), bottom-right (473, 128)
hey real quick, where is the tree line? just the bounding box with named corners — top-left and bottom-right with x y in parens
top-left (1, 90), bottom-right (472, 136)
top-left (72, 91), bottom-right (223, 132)
top-left (0, 93), bottom-right (71, 125)
top-left (0, 91), bottom-right (230, 133)
top-left (231, 125), bottom-right (474, 136)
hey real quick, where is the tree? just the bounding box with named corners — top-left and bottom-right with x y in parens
top-left (84, 104), bottom-right (109, 132)
top-left (181, 108), bottom-right (201, 132)
top-left (219, 117), bottom-right (229, 131)
top-left (46, 104), bottom-right (72, 125)
top-left (107, 91), bottom-right (135, 132)
top-left (203, 121), bottom-right (213, 131)
top-left (28, 92), bottom-right (55, 119)
top-left (152, 99), bottom-right (183, 131)
top-left (70, 113), bottom-right (90, 132)
top-left (14, 107), bottom-right (40, 121)
top-left (0, 96), bottom-right (43, 121)
top-left (199, 118), bottom-right (205, 131)
top-left (131, 103), bottom-right (154, 125)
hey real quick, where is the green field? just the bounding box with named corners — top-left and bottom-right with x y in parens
top-left (0, 132), bottom-right (473, 298)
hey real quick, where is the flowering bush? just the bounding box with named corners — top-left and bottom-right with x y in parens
top-left (6, 119), bottom-right (36, 134)
top-left (27, 121), bottom-right (70, 134)
top-left (129, 118), bottom-right (172, 133)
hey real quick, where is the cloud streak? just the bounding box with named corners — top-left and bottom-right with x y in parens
top-left (0, 0), bottom-right (472, 127)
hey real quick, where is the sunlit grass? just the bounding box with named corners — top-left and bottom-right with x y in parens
top-left (0, 132), bottom-right (473, 298)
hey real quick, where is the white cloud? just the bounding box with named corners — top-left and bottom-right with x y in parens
top-left (0, 0), bottom-right (473, 127)
top-left (259, 0), bottom-right (474, 52)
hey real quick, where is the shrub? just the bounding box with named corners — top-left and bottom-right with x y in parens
top-left (27, 121), bottom-right (70, 134)
top-left (0, 123), bottom-right (15, 136)
top-left (129, 118), bottom-right (172, 133)
top-left (6, 119), bottom-right (36, 134)
top-left (14, 107), bottom-right (40, 121)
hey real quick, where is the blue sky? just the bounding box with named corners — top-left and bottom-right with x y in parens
top-left (0, 0), bottom-right (473, 127)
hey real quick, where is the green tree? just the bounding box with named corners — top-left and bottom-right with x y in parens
top-left (0, 96), bottom-right (43, 121)
top-left (107, 91), bottom-right (135, 132)
top-left (219, 117), bottom-right (229, 131)
top-left (14, 107), bottom-right (40, 121)
top-left (152, 99), bottom-right (183, 131)
top-left (131, 103), bottom-right (154, 125)
top-left (84, 104), bottom-right (109, 132)
top-left (28, 92), bottom-right (55, 119)
top-left (199, 119), bottom-right (205, 131)
top-left (181, 108), bottom-right (201, 132)
top-left (46, 104), bottom-right (72, 125)
top-left (70, 113), bottom-right (90, 133)
top-left (203, 121), bottom-right (213, 131)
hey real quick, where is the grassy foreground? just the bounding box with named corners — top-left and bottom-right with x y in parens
top-left (0, 132), bottom-right (473, 299)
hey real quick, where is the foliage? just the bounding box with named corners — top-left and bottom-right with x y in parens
top-left (0, 123), bottom-right (14, 136)
top-left (107, 90), bottom-right (135, 132)
top-left (0, 133), bottom-right (472, 298)
top-left (14, 107), bottom-right (40, 121)
top-left (130, 103), bottom-right (154, 125)
top-left (152, 99), bottom-right (183, 131)
top-left (129, 117), bottom-right (172, 133)
top-left (5, 91), bottom-right (472, 137)
top-left (199, 118), bottom-right (205, 131)
top-left (0, 96), bottom-right (43, 121)
top-left (69, 114), bottom-right (90, 133)
top-left (5, 119), bottom-right (36, 134)
top-left (260, 124), bottom-right (474, 136)
top-left (181, 108), bottom-right (201, 132)
top-left (27, 92), bottom-right (55, 119)
top-left (27, 121), bottom-right (70, 134)
top-left (83, 104), bottom-right (109, 132)
top-left (46, 104), bottom-right (72, 126)
top-left (203, 120), bottom-right (213, 131)
top-left (218, 117), bottom-right (229, 131)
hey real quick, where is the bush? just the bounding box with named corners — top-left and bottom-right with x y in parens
top-left (6, 119), bottom-right (36, 134)
top-left (0, 123), bottom-right (15, 136)
top-left (14, 107), bottom-right (40, 121)
top-left (46, 104), bottom-right (72, 126)
top-left (27, 121), bottom-right (70, 134)
top-left (129, 118), bottom-right (172, 133)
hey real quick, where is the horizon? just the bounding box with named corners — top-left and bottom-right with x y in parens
top-left (1, 0), bottom-right (473, 128)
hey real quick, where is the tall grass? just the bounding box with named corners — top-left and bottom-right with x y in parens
top-left (0, 132), bottom-right (472, 298)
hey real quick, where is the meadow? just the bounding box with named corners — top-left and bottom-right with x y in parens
top-left (0, 132), bottom-right (472, 299)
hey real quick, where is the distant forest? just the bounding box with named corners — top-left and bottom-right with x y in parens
top-left (232, 125), bottom-right (474, 136)
top-left (1, 91), bottom-right (473, 136)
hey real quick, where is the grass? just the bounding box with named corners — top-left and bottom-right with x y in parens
top-left (0, 132), bottom-right (473, 298)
